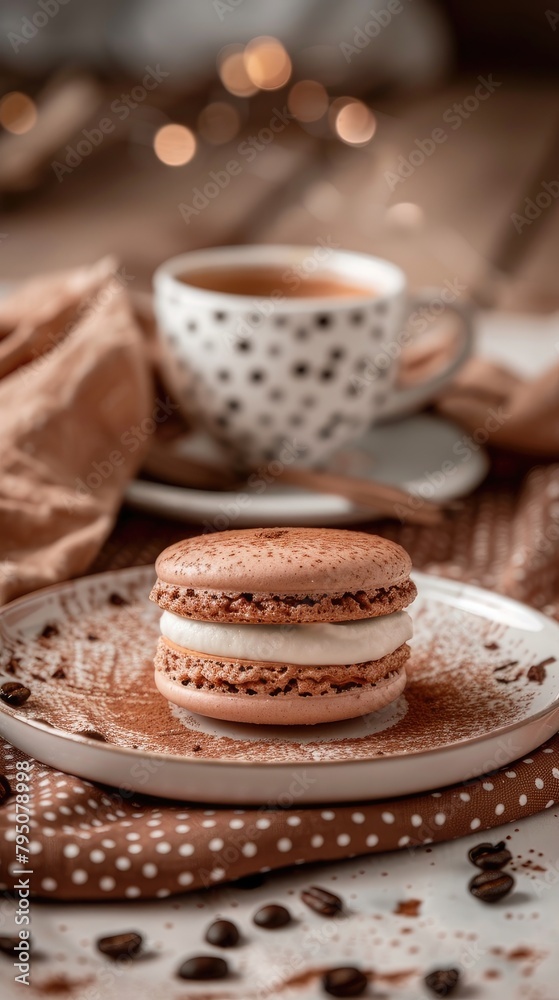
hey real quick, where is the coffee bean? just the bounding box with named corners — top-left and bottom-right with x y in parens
top-left (177, 956), bottom-right (229, 980)
top-left (96, 932), bottom-right (143, 961)
top-left (78, 730), bottom-right (107, 742)
top-left (425, 968), bottom-right (460, 996)
top-left (0, 682), bottom-right (31, 707)
top-left (468, 841), bottom-right (512, 870)
top-left (0, 936), bottom-right (19, 957)
top-left (469, 870), bottom-right (514, 902)
top-left (109, 592), bottom-right (128, 606)
top-left (0, 775), bottom-right (12, 805)
top-left (253, 904), bottom-right (291, 929)
top-left (301, 885), bottom-right (343, 917)
top-left (205, 919), bottom-right (240, 948)
top-left (322, 966), bottom-right (367, 997)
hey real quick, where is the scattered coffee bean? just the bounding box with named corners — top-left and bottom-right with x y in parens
top-left (469, 870), bottom-right (514, 902)
top-left (301, 885), bottom-right (343, 917)
top-left (40, 624), bottom-right (59, 639)
top-left (87, 634), bottom-right (99, 642)
top-left (468, 841), bottom-right (512, 870)
top-left (0, 775), bottom-right (12, 805)
top-left (322, 966), bottom-right (367, 997)
top-left (0, 936), bottom-right (19, 957)
top-left (109, 593), bottom-right (128, 606)
top-left (177, 956), bottom-right (228, 980)
top-left (205, 919), bottom-right (240, 948)
top-left (78, 730), bottom-right (107, 742)
top-left (253, 904), bottom-right (291, 929)
top-left (233, 872), bottom-right (267, 890)
top-left (0, 682), bottom-right (31, 707)
top-left (424, 968), bottom-right (460, 997)
top-left (51, 667), bottom-right (66, 680)
top-left (96, 932), bottom-right (143, 961)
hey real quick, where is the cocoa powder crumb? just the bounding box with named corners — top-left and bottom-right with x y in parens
top-left (527, 657), bottom-right (555, 684)
top-left (495, 671), bottom-right (524, 684)
top-left (40, 624), bottom-right (59, 639)
top-left (394, 899), bottom-right (422, 917)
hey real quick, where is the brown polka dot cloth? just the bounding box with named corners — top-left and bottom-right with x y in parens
top-left (1, 457), bottom-right (558, 901)
top-left (1, 736), bottom-right (558, 901)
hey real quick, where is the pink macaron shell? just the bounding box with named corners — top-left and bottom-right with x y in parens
top-left (154, 665), bottom-right (407, 726)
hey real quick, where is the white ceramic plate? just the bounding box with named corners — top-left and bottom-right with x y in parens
top-left (0, 566), bottom-right (557, 805)
top-left (125, 414), bottom-right (489, 526)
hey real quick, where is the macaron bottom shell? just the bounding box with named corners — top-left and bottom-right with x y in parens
top-left (153, 663), bottom-right (407, 726)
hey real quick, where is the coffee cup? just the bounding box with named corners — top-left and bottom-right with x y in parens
top-left (153, 245), bottom-right (472, 466)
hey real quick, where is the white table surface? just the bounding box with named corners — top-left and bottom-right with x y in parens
top-left (2, 809), bottom-right (558, 998)
top-left (2, 312), bottom-right (559, 999)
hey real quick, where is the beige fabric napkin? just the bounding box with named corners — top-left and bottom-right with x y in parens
top-left (435, 357), bottom-right (559, 458)
top-left (0, 259), bottom-right (153, 604)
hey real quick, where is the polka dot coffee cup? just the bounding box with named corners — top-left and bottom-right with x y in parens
top-left (154, 245), bottom-right (473, 466)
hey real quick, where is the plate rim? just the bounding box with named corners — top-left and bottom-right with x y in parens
top-left (0, 564), bottom-right (558, 771)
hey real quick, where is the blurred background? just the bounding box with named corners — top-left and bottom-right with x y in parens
top-left (0, 0), bottom-right (558, 312)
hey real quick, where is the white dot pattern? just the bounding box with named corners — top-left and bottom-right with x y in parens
top-left (1, 728), bottom-right (558, 901)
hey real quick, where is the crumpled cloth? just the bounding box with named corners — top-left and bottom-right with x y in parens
top-left (435, 355), bottom-right (559, 457)
top-left (0, 259), bottom-right (153, 603)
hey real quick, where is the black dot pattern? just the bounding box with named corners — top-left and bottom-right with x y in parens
top-left (161, 295), bottom-right (395, 464)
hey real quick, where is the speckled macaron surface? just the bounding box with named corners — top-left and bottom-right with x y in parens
top-left (150, 527), bottom-right (416, 624)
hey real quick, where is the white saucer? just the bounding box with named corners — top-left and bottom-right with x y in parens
top-left (125, 414), bottom-right (488, 526)
top-left (0, 567), bottom-right (557, 805)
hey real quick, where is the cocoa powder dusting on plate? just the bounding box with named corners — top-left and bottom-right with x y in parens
top-left (0, 573), bottom-right (548, 764)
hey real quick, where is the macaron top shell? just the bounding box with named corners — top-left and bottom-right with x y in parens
top-left (154, 527), bottom-right (412, 597)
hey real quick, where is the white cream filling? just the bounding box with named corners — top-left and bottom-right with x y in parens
top-left (160, 610), bottom-right (412, 666)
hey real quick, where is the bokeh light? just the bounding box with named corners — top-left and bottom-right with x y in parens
top-left (198, 101), bottom-right (241, 145)
top-left (218, 44), bottom-right (258, 97)
top-left (385, 202), bottom-right (425, 228)
top-left (288, 80), bottom-right (329, 123)
top-left (153, 124), bottom-right (196, 166)
top-left (331, 98), bottom-right (376, 146)
top-left (0, 92), bottom-right (37, 135)
top-left (244, 36), bottom-right (292, 91)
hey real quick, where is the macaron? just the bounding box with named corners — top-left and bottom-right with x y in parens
top-left (150, 527), bottom-right (416, 726)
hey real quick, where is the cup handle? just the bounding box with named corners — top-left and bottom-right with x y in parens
top-left (378, 289), bottom-right (474, 421)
